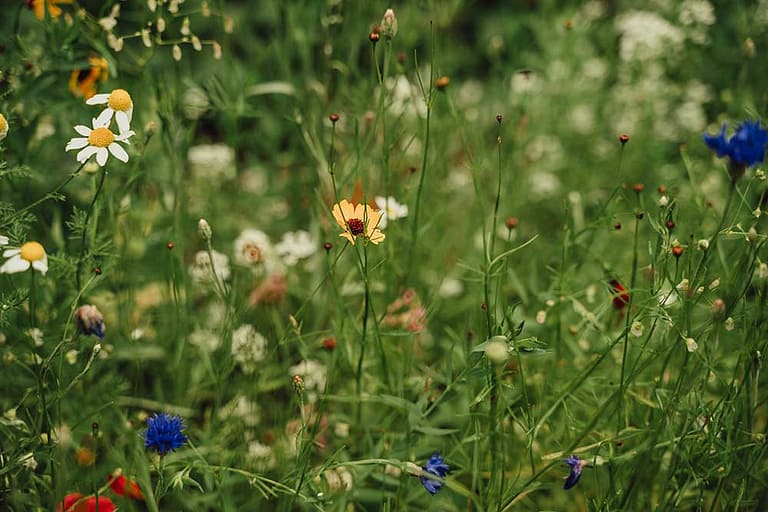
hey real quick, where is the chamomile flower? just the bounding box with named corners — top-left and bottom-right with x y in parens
top-left (0, 113), bottom-right (8, 141)
top-left (86, 88), bottom-right (134, 135)
top-left (65, 117), bottom-right (134, 166)
top-left (0, 241), bottom-right (48, 275)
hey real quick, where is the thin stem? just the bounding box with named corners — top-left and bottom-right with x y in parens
top-left (76, 168), bottom-right (108, 290)
top-left (4, 160), bottom-right (88, 228)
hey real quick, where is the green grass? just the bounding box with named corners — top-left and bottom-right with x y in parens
top-left (1, 1), bottom-right (768, 510)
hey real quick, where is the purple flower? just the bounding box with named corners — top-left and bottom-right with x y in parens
top-left (704, 120), bottom-right (768, 168)
top-left (144, 413), bottom-right (188, 455)
top-left (563, 455), bottom-right (587, 490)
top-left (420, 452), bottom-right (450, 495)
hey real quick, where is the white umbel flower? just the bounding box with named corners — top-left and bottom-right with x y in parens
top-left (65, 117), bottom-right (134, 166)
top-left (86, 88), bottom-right (134, 135)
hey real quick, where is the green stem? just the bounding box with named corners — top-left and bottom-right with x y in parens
top-left (76, 168), bottom-right (108, 290)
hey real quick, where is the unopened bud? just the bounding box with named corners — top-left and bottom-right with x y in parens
top-left (292, 375), bottom-right (305, 396)
top-left (380, 9), bottom-right (398, 39)
top-left (198, 218), bottom-right (212, 241)
top-left (484, 336), bottom-right (509, 365)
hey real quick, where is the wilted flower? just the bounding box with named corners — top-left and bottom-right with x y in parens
top-left (331, 199), bottom-right (385, 245)
top-left (65, 117), bottom-right (134, 166)
top-left (58, 493), bottom-right (116, 512)
top-left (1, 241), bottom-right (48, 275)
top-left (75, 305), bottom-right (106, 340)
top-left (143, 413), bottom-right (188, 455)
top-left (86, 89), bottom-right (134, 135)
top-left (69, 57), bottom-right (109, 99)
top-left (704, 120), bottom-right (768, 179)
top-left (420, 452), bottom-right (450, 495)
top-left (563, 454), bottom-right (588, 489)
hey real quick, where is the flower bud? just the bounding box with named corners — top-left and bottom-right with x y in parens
top-left (484, 336), bottom-right (509, 365)
top-left (198, 218), bottom-right (212, 241)
top-left (380, 9), bottom-right (398, 39)
top-left (75, 305), bottom-right (106, 340)
top-left (684, 337), bottom-right (698, 352)
top-left (292, 375), bottom-right (305, 396)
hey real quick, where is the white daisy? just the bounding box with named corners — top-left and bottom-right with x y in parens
top-left (86, 88), bottom-right (134, 135)
top-left (374, 196), bottom-right (408, 229)
top-left (65, 117), bottom-right (134, 167)
top-left (0, 241), bottom-right (48, 275)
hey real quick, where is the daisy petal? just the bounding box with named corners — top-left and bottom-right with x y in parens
top-left (95, 109), bottom-right (113, 128)
top-left (32, 257), bottom-right (48, 275)
top-left (2, 249), bottom-right (20, 257)
top-left (77, 146), bottom-right (98, 163)
top-left (86, 93), bottom-right (110, 105)
top-left (65, 138), bottom-right (89, 151)
top-left (115, 130), bottom-right (136, 142)
top-left (109, 142), bottom-right (129, 162)
top-left (74, 125), bottom-right (92, 137)
top-left (96, 147), bottom-right (109, 166)
top-left (115, 112), bottom-right (131, 134)
top-left (0, 255), bottom-right (30, 274)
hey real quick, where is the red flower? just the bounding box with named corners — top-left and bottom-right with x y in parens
top-left (58, 493), bottom-right (116, 512)
top-left (109, 474), bottom-right (145, 500)
top-left (609, 279), bottom-right (629, 309)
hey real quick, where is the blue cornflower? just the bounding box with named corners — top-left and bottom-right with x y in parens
top-left (420, 452), bottom-right (450, 495)
top-left (144, 413), bottom-right (188, 455)
top-left (704, 120), bottom-right (768, 171)
top-left (563, 455), bottom-right (587, 490)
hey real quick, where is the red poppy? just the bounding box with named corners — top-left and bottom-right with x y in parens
top-left (109, 474), bottom-right (145, 500)
top-left (609, 279), bottom-right (629, 309)
top-left (58, 493), bottom-right (116, 512)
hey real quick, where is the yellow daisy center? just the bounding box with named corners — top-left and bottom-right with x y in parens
top-left (88, 127), bottom-right (115, 148)
top-left (20, 242), bottom-right (45, 263)
top-left (107, 89), bottom-right (132, 112)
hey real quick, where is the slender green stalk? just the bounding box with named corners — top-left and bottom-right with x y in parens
top-left (76, 168), bottom-right (108, 290)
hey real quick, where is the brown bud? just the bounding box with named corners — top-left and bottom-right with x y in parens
top-left (505, 216), bottom-right (519, 229)
top-left (323, 242), bottom-right (333, 251)
top-left (329, 113), bottom-right (339, 123)
top-left (93, 267), bottom-right (102, 275)
top-left (435, 76), bottom-right (450, 90)
top-left (672, 245), bottom-right (684, 258)
top-left (369, 32), bottom-right (380, 43)
top-left (632, 183), bottom-right (645, 193)
top-left (619, 134), bottom-right (630, 144)
top-left (665, 220), bottom-right (675, 230)
top-left (614, 222), bottom-right (622, 230)
top-left (166, 242), bottom-right (174, 250)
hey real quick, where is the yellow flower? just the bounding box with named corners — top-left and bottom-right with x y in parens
top-left (69, 56), bottom-right (109, 100)
top-left (28, 0), bottom-right (73, 20)
top-left (331, 199), bottom-right (385, 245)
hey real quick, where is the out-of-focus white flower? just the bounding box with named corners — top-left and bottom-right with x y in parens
top-left (188, 250), bottom-right (231, 284)
top-left (438, 277), bottom-right (463, 299)
top-left (684, 337), bottom-right (698, 352)
top-left (189, 328), bottom-right (220, 351)
top-left (231, 325), bottom-right (268, 374)
top-left (374, 196), bottom-right (408, 229)
top-left (724, 317), bottom-right (735, 331)
top-left (536, 310), bottom-right (547, 324)
top-left (616, 11), bottom-right (684, 61)
top-left (659, 195), bottom-right (669, 207)
top-left (65, 349), bottom-right (78, 364)
top-left (384, 76), bottom-right (426, 118)
top-left (289, 359), bottom-right (326, 393)
top-left (631, 321), bottom-right (644, 338)
top-left (678, 0), bottom-right (715, 26)
top-left (219, 395), bottom-right (261, 426)
top-left (275, 230), bottom-right (316, 266)
top-left (20, 453), bottom-right (37, 471)
top-left (234, 229), bottom-right (275, 269)
top-left (1, 241), bottom-right (48, 275)
top-left (188, 144), bottom-right (236, 181)
top-left (246, 441), bottom-right (276, 470)
top-left (183, 86), bottom-right (210, 120)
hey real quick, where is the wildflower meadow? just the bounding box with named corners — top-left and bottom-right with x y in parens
top-left (2, 1), bottom-right (768, 510)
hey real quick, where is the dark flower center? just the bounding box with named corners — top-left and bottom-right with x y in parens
top-left (347, 218), bottom-right (365, 236)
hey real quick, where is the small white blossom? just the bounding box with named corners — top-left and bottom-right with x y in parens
top-left (231, 325), bottom-right (268, 374)
top-left (189, 250), bottom-right (231, 284)
top-left (631, 321), bottom-right (644, 337)
top-left (275, 230), bottom-right (316, 266)
top-left (234, 229), bottom-right (276, 269)
top-left (374, 196), bottom-right (409, 229)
